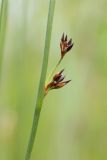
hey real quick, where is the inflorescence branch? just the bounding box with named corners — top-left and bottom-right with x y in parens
top-left (45, 33), bottom-right (74, 95)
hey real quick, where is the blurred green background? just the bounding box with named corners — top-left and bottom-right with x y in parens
top-left (0, 0), bottom-right (107, 160)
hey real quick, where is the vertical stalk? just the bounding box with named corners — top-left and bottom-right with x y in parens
top-left (25, 0), bottom-right (56, 160)
top-left (0, 0), bottom-right (8, 77)
top-left (46, 58), bottom-right (62, 83)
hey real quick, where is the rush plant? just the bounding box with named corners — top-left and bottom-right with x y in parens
top-left (25, 0), bottom-right (73, 160)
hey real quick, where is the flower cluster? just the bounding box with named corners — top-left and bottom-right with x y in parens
top-left (60, 33), bottom-right (74, 59)
top-left (45, 33), bottom-right (73, 95)
top-left (45, 69), bottom-right (71, 95)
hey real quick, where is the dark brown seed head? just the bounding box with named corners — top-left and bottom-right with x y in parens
top-left (60, 33), bottom-right (74, 59)
top-left (53, 69), bottom-right (64, 82)
top-left (52, 79), bottom-right (71, 89)
top-left (45, 69), bottom-right (71, 94)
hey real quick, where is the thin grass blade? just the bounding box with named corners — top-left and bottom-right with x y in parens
top-left (25, 0), bottom-right (56, 160)
top-left (0, 0), bottom-right (8, 76)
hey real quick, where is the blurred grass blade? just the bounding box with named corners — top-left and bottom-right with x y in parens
top-left (25, 0), bottom-right (56, 160)
top-left (0, 0), bottom-right (8, 76)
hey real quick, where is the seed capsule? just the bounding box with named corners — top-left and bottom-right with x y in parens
top-left (45, 69), bottom-right (71, 95)
top-left (60, 33), bottom-right (74, 59)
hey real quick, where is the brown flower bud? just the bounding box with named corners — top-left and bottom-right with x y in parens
top-left (45, 69), bottom-right (71, 95)
top-left (60, 33), bottom-right (74, 59)
top-left (53, 69), bottom-right (64, 82)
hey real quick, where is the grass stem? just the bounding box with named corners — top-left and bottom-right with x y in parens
top-left (0, 0), bottom-right (8, 77)
top-left (25, 0), bottom-right (56, 160)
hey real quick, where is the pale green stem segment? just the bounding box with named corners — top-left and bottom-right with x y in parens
top-left (46, 57), bottom-right (62, 84)
top-left (25, 0), bottom-right (56, 160)
top-left (0, 0), bottom-right (8, 76)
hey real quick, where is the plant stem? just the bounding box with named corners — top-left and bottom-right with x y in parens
top-left (46, 58), bottom-right (62, 83)
top-left (0, 0), bottom-right (8, 77)
top-left (25, 0), bottom-right (56, 160)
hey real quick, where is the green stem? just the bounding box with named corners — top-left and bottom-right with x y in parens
top-left (0, 0), bottom-right (8, 77)
top-left (46, 58), bottom-right (62, 83)
top-left (25, 0), bottom-right (56, 160)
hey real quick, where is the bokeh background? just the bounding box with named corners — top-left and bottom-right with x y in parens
top-left (0, 0), bottom-right (107, 160)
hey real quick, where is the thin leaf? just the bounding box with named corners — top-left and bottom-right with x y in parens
top-left (25, 0), bottom-right (56, 160)
top-left (0, 0), bottom-right (8, 76)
